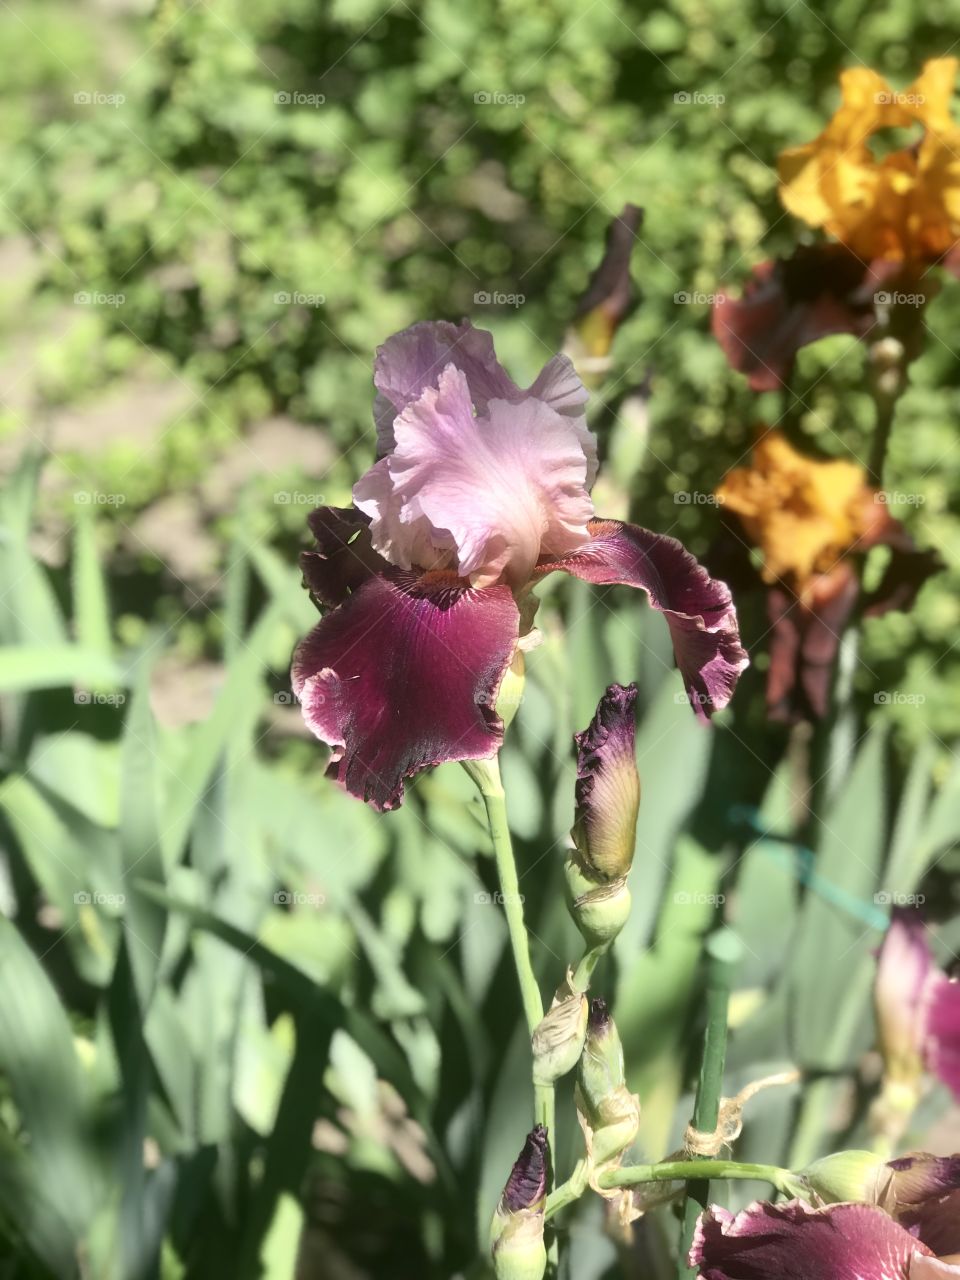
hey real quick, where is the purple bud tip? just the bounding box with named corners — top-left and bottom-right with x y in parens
top-left (503, 1124), bottom-right (549, 1211)
top-left (573, 684), bottom-right (638, 765)
top-left (589, 997), bottom-right (611, 1031)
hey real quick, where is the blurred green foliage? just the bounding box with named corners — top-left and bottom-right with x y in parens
top-left (1, 0), bottom-right (960, 1277)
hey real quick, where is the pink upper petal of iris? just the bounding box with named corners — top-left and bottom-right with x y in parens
top-left (373, 319), bottom-right (597, 484)
top-left (354, 364), bottom-right (596, 589)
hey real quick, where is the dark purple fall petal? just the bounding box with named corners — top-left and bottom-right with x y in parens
top-left (291, 569), bottom-right (520, 810)
top-left (765, 567), bottom-right (860, 722)
top-left (923, 976), bottom-right (960, 1101)
top-left (299, 506), bottom-right (388, 608)
top-left (690, 1200), bottom-right (933, 1280)
top-left (903, 1189), bottom-right (960, 1259)
top-left (576, 202), bottom-right (642, 332)
top-left (502, 1124), bottom-right (549, 1212)
top-left (712, 246), bottom-right (891, 392)
top-left (536, 519), bottom-right (748, 720)
top-left (572, 683), bottom-right (639, 879)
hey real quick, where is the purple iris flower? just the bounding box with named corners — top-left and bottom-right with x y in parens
top-left (292, 320), bottom-right (748, 810)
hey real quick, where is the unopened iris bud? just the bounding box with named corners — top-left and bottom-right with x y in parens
top-left (871, 909), bottom-right (932, 1141)
top-left (564, 204), bottom-right (643, 388)
top-left (802, 1150), bottom-right (889, 1205)
top-left (491, 1125), bottom-right (548, 1280)
top-left (566, 684), bottom-right (639, 947)
top-left (532, 970), bottom-right (589, 1086)
top-left (576, 998), bottom-right (640, 1166)
top-left (571, 684), bottom-right (640, 881)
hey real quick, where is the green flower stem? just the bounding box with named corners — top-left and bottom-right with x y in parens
top-left (598, 1161), bottom-right (806, 1197)
top-left (544, 1158), bottom-right (590, 1218)
top-left (545, 1159), bottom-right (807, 1221)
top-left (676, 928), bottom-right (742, 1280)
top-left (572, 943), bottom-right (608, 992)
top-left (472, 759), bottom-right (555, 1143)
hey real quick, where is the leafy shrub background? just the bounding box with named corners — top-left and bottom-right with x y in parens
top-left (1, 1), bottom-right (959, 1277)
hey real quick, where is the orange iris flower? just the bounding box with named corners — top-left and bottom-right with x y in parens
top-left (779, 58), bottom-right (960, 265)
top-left (716, 431), bottom-right (881, 601)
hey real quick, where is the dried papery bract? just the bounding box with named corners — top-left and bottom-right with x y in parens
top-left (531, 970), bottom-right (589, 1087)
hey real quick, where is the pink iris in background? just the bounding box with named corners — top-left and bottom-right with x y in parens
top-left (292, 320), bottom-right (748, 810)
top-left (874, 909), bottom-right (960, 1101)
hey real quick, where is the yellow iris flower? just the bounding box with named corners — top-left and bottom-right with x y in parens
top-left (716, 431), bottom-right (879, 595)
top-left (779, 58), bottom-right (960, 264)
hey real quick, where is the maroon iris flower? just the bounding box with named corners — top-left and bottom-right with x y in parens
top-left (292, 320), bottom-right (748, 810)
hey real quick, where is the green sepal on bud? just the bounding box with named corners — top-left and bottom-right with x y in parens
top-left (576, 998), bottom-right (640, 1167)
top-left (531, 970), bottom-right (589, 1086)
top-left (490, 1126), bottom-right (548, 1280)
top-left (801, 1150), bottom-right (890, 1205)
top-left (564, 852), bottom-right (632, 948)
